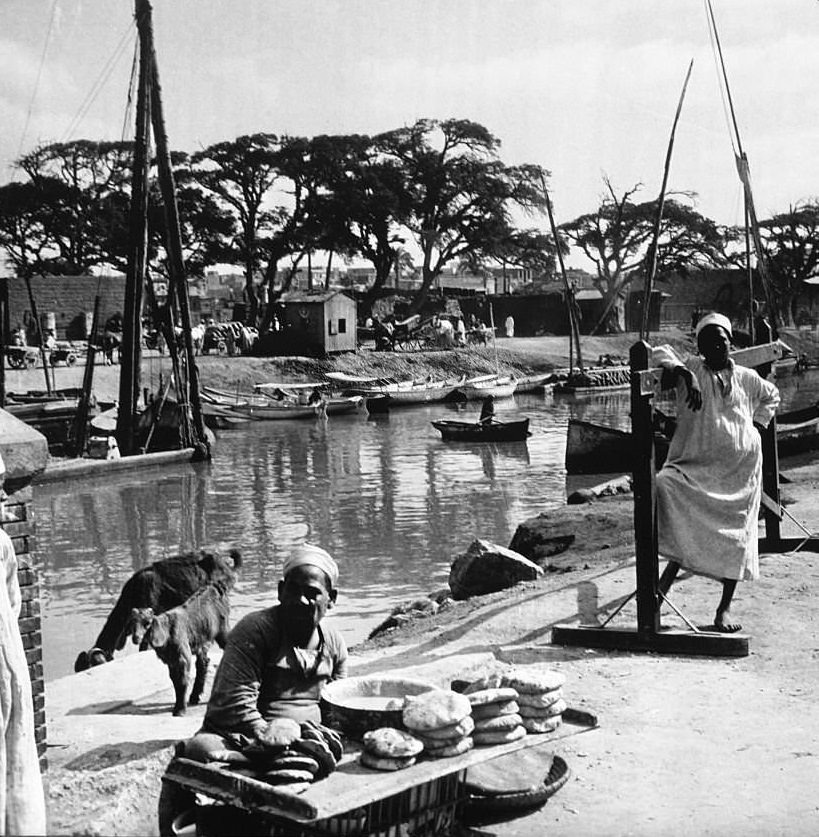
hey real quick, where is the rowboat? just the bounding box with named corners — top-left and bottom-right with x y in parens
top-left (553, 366), bottom-right (631, 395)
top-left (431, 417), bottom-right (530, 442)
top-left (326, 373), bottom-right (465, 405)
top-left (514, 373), bottom-right (554, 393)
top-left (454, 374), bottom-right (518, 400)
top-left (566, 403), bottom-right (819, 474)
top-left (231, 395), bottom-right (363, 421)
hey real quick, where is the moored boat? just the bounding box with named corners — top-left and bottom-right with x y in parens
top-left (454, 374), bottom-right (518, 400)
top-left (431, 417), bottom-right (530, 442)
top-left (553, 366), bottom-right (631, 395)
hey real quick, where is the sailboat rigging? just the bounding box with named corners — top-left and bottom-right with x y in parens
top-left (115, 0), bottom-right (210, 460)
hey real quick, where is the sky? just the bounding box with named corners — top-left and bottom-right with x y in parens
top-left (2, 0), bottom-right (819, 268)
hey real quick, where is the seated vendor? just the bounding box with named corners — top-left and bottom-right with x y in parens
top-left (185, 544), bottom-right (347, 760)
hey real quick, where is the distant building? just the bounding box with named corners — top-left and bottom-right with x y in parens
top-left (4, 274), bottom-right (126, 341)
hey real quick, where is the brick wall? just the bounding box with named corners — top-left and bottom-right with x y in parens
top-left (6, 274), bottom-right (126, 342)
top-left (1, 486), bottom-right (47, 771)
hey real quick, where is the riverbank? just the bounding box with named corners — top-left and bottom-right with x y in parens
top-left (43, 446), bottom-right (819, 836)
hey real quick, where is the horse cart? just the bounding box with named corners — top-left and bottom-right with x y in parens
top-left (5, 346), bottom-right (39, 369)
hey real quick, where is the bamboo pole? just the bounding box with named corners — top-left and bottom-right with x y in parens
top-left (641, 59), bottom-right (693, 342)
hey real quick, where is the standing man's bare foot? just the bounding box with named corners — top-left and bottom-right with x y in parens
top-left (714, 608), bottom-right (742, 633)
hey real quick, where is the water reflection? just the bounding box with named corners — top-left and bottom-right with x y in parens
top-left (33, 370), bottom-right (819, 681)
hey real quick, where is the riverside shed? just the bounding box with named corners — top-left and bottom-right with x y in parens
top-left (279, 290), bottom-right (357, 354)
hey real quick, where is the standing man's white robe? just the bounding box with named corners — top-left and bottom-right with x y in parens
top-left (653, 347), bottom-right (780, 582)
top-left (0, 528), bottom-right (46, 836)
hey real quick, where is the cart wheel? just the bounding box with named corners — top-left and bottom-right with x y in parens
top-left (25, 355), bottom-right (36, 368)
top-left (49, 355), bottom-right (58, 366)
top-left (216, 341), bottom-right (228, 356)
top-left (157, 777), bottom-right (196, 837)
top-left (8, 356), bottom-right (23, 370)
top-left (66, 353), bottom-right (77, 366)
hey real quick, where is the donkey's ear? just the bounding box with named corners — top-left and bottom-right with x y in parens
top-left (149, 616), bottom-right (169, 648)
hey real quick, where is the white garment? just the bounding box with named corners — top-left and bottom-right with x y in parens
top-left (0, 528), bottom-right (46, 836)
top-left (504, 316), bottom-right (514, 338)
top-left (652, 346), bottom-right (780, 582)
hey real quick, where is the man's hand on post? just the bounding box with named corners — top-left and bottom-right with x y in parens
top-left (678, 366), bottom-right (702, 411)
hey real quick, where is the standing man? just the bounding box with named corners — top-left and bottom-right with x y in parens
top-left (653, 313), bottom-right (780, 632)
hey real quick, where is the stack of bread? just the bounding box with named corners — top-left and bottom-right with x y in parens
top-left (360, 727), bottom-right (424, 771)
top-left (500, 669), bottom-right (566, 734)
top-left (402, 689), bottom-right (474, 758)
top-left (464, 686), bottom-right (526, 746)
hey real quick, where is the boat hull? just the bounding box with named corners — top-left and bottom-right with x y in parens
top-left (431, 418), bottom-right (530, 442)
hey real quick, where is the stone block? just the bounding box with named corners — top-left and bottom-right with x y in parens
top-left (449, 538), bottom-right (543, 601)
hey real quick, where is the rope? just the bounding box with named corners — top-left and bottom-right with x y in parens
top-left (61, 20), bottom-right (136, 143)
top-left (16, 0), bottom-right (60, 162)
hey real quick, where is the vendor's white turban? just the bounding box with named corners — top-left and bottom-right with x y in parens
top-left (283, 544), bottom-right (339, 588)
top-left (695, 312), bottom-right (733, 339)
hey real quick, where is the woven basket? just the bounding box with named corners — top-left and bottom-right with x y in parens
top-left (461, 755), bottom-right (571, 819)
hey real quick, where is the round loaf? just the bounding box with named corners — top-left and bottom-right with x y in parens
top-left (257, 718), bottom-right (301, 750)
top-left (423, 736), bottom-right (474, 758)
top-left (515, 688), bottom-right (564, 709)
top-left (473, 725), bottom-right (527, 746)
top-left (500, 669), bottom-right (565, 694)
top-left (265, 755), bottom-right (319, 774)
top-left (402, 690), bottom-right (471, 732)
top-left (363, 728), bottom-right (424, 759)
top-left (465, 687), bottom-right (519, 707)
top-left (462, 673), bottom-right (505, 694)
top-left (414, 715), bottom-right (474, 743)
top-left (518, 698), bottom-right (567, 719)
top-left (473, 713), bottom-right (523, 733)
top-left (471, 700), bottom-right (519, 721)
top-left (360, 751), bottom-right (416, 771)
top-left (262, 768), bottom-right (315, 785)
top-left (291, 738), bottom-right (336, 777)
top-left (521, 715), bottom-right (562, 734)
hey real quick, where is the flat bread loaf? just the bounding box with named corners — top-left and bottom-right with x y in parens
top-left (462, 673), bottom-right (505, 694)
top-left (360, 751), bottom-right (416, 771)
top-left (517, 699), bottom-right (567, 719)
top-left (363, 728), bottom-right (424, 759)
top-left (471, 700), bottom-right (519, 721)
top-left (264, 755), bottom-right (319, 774)
top-left (402, 690), bottom-right (471, 732)
top-left (413, 715), bottom-right (474, 742)
top-left (473, 713), bottom-right (523, 732)
top-left (473, 725), bottom-right (526, 746)
top-left (423, 736), bottom-right (474, 758)
top-left (515, 688), bottom-right (564, 708)
top-left (501, 669), bottom-right (565, 694)
top-left (262, 768), bottom-right (315, 785)
top-left (521, 716), bottom-right (562, 734)
top-left (257, 718), bottom-right (301, 750)
top-left (466, 687), bottom-right (519, 707)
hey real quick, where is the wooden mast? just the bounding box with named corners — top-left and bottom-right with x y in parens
top-left (116, 0), bottom-right (152, 456)
top-left (139, 0), bottom-right (209, 456)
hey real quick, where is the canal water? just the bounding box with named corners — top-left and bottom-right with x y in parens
top-left (33, 372), bottom-right (819, 682)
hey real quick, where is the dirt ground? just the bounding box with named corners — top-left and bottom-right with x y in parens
top-left (17, 329), bottom-right (819, 835)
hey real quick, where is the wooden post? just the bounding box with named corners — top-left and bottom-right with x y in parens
top-left (0, 275), bottom-right (7, 405)
top-left (141, 0), bottom-right (209, 456)
top-left (70, 295), bottom-right (101, 457)
top-left (23, 277), bottom-right (52, 396)
top-left (630, 341), bottom-right (661, 634)
top-left (117, 3), bottom-right (151, 455)
top-left (761, 416), bottom-right (780, 542)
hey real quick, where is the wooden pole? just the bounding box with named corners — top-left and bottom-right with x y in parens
top-left (71, 295), bottom-right (101, 457)
top-left (117, 0), bottom-right (152, 455)
top-left (23, 276), bottom-right (52, 396)
top-left (542, 181), bottom-right (584, 371)
top-left (0, 276), bottom-right (6, 405)
top-left (641, 59), bottom-right (694, 341)
top-left (141, 0), bottom-right (209, 456)
top-left (745, 201), bottom-right (755, 343)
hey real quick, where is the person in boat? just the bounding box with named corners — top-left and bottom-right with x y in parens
top-left (183, 544), bottom-right (347, 761)
top-left (652, 312), bottom-right (780, 633)
top-left (479, 394), bottom-right (496, 425)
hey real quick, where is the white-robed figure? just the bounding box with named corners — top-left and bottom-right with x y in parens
top-left (653, 312), bottom-right (780, 633)
top-left (0, 455), bottom-right (46, 835)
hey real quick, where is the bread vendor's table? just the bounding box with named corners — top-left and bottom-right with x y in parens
top-left (158, 709), bottom-right (597, 836)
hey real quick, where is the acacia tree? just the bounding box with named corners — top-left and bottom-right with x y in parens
top-left (15, 140), bottom-right (133, 274)
top-left (560, 178), bottom-right (729, 332)
top-left (756, 201), bottom-right (819, 327)
top-left (190, 133), bottom-right (284, 323)
top-left (0, 181), bottom-right (55, 277)
top-left (374, 119), bottom-right (549, 313)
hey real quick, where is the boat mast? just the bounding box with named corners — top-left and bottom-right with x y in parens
top-left (116, 1), bottom-right (151, 456)
top-left (640, 59), bottom-right (693, 343)
top-left (541, 176), bottom-right (584, 372)
top-left (131, 0), bottom-right (209, 457)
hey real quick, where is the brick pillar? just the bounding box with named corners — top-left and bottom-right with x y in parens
top-left (1, 409), bottom-right (50, 771)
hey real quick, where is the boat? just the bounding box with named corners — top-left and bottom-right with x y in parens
top-left (326, 372), bottom-right (465, 405)
top-left (514, 373), bottom-right (554, 393)
top-left (4, 396), bottom-right (95, 452)
top-left (553, 365), bottom-right (631, 395)
top-left (431, 417), bottom-right (530, 442)
top-left (454, 374), bottom-right (518, 400)
top-left (231, 395), bottom-right (362, 420)
top-left (566, 403), bottom-right (819, 474)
